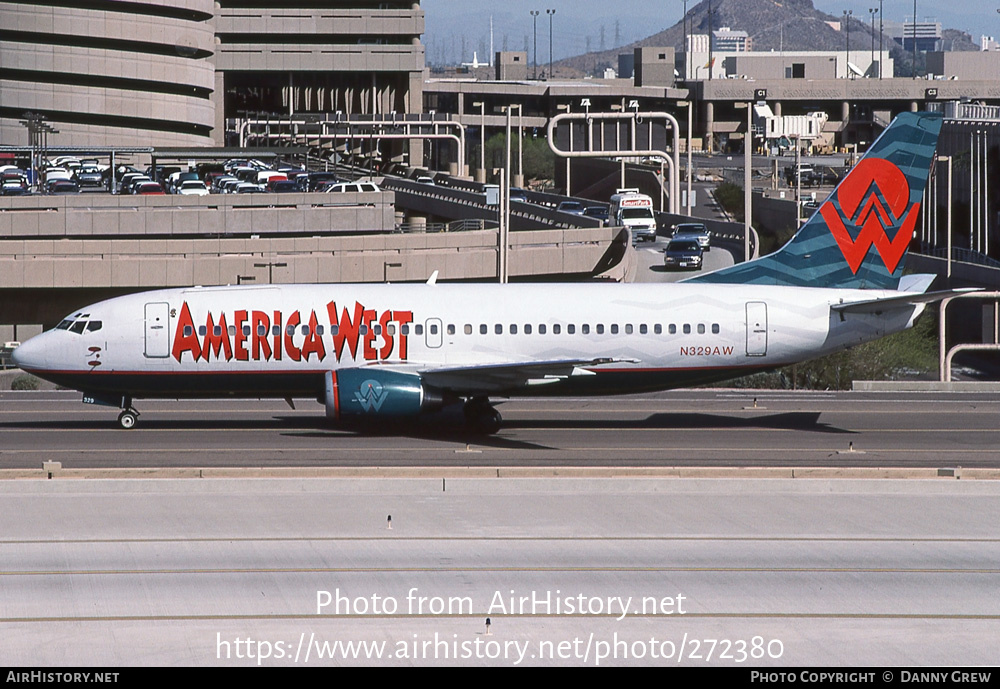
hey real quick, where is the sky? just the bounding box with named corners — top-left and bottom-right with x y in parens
top-left (422, 1), bottom-right (1000, 64)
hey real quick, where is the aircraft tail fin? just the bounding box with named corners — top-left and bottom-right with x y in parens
top-left (688, 111), bottom-right (943, 289)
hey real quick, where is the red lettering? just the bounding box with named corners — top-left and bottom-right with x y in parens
top-left (362, 309), bottom-right (377, 361)
top-left (284, 311), bottom-right (301, 362)
top-left (251, 311), bottom-right (272, 361)
top-left (300, 310), bottom-right (327, 362)
top-left (395, 310), bottom-right (413, 359)
top-left (200, 311), bottom-right (233, 362)
top-left (233, 310), bottom-right (249, 361)
top-left (378, 310), bottom-right (394, 360)
top-left (327, 301), bottom-right (365, 362)
top-left (272, 310), bottom-right (282, 361)
top-left (171, 302), bottom-right (201, 363)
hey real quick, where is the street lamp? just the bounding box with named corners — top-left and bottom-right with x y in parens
top-left (546, 9), bottom-right (555, 80)
top-left (736, 102), bottom-right (753, 262)
top-left (912, 0), bottom-right (918, 79)
top-left (682, 0), bottom-right (689, 80)
top-left (878, 0), bottom-right (884, 79)
top-left (869, 7), bottom-right (878, 78)
top-left (530, 10), bottom-right (540, 80)
top-left (843, 10), bottom-right (853, 79)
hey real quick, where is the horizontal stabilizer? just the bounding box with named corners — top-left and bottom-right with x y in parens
top-left (832, 288), bottom-right (979, 315)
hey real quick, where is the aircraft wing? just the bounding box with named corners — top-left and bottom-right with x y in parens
top-left (412, 357), bottom-right (639, 393)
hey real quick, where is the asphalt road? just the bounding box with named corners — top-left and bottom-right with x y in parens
top-left (3, 389), bottom-right (999, 470)
top-left (2, 476), bottom-right (998, 666)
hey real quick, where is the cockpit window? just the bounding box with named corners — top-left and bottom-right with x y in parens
top-left (54, 315), bottom-right (102, 334)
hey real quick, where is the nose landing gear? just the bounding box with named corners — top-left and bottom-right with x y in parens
top-left (117, 409), bottom-right (139, 429)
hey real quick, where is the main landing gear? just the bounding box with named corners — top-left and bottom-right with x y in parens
top-left (463, 397), bottom-right (502, 435)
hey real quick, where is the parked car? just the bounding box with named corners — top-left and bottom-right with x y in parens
top-left (48, 180), bottom-right (80, 194)
top-left (74, 166), bottom-right (104, 187)
top-left (177, 180), bottom-right (209, 196)
top-left (135, 182), bottom-right (166, 195)
top-left (509, 187), bottom-right (529, 203)
top-left (583, 205), bottom-right (610, 222)
top-left (325, 181), bottom-right (380, 193)
top-left (556, 200), bottom-right (586, 215)
top-left (671, 222), bottom-right (711, 251)
top-left (268, 180), bottom-right (299, 193)
top-left (663, 239), bottom-right (703, 270)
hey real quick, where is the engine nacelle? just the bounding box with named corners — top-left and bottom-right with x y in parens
top-left (325, 369), bottom-right (444, 419)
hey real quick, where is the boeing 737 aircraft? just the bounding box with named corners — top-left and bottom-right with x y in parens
top-left (13, 112), bottom-right (956, 433)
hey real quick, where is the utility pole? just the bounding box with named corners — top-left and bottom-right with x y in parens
top-left (843, 10), bottom-right (853, 79)
top-left (546, 9), bottom-right (555, 80)
top-left (707, 0), bottom-right (714, 80)
top-left (530, 10), bottom-right (539, 80)
top-left (878, 0), bottom-right (884, 79)
top-left (869, 7), bottom-right (878, 77)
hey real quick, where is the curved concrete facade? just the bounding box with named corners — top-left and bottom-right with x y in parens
top-left (0, 1), bottom-right (216, 147)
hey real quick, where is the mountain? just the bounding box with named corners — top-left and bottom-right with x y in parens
top-left (553, 0), bottom-right (977, 79)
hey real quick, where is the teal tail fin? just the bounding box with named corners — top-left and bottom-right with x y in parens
top-left (688, 111), bottom-right (943, 289)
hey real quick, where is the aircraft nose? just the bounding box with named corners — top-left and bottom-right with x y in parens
top-left (10, 335), bottom-right (50, 371)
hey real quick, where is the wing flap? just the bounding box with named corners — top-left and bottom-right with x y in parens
top-left (418, 357), bottom-right (638, 393)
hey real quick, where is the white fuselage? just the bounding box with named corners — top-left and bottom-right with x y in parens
top-left (14, 282), bottom-right (917, 401)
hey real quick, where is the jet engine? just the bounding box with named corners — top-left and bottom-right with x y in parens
top-left (324, 369), bottom-right (444, 419)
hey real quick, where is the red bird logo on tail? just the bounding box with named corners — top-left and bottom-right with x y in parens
top-left (819, 158), bottom-right (920, 274)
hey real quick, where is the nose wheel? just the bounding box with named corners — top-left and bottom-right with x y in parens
top-left (117, 409), bottom-right (139, 429)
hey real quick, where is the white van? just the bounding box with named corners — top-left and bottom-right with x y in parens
top-left (325, 182), bottom-right (380, 193)
top-left (609, 188), bottom-right (657, 242)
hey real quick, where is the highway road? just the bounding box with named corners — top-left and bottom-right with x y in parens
top-left (3, 389), bottom-right (1000, 470)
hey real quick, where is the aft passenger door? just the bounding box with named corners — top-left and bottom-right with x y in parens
top-left (745, 302), bottom-right (767, 357)
top-left (144, 302), bottom-right (170, 358)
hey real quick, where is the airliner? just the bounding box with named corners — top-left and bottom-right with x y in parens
top-left (13, 112), bottom-right (956, 434)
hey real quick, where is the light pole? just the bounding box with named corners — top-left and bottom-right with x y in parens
top-left (912, 0), bottom-right (918, 79)
top-left (869, 7), bottom-right (878, 77)
top-left (737, 102), bottom-right (753, 262)
top-left (707, 0), bottom-right (714, 80)
top-left (843, 10), bottom-right (853, 79)
top-left (546, 9), bottom-right (555, 80)
top-left (530, 10), bottom-right (539, 80)
top-left (682, 0), bottom-right (689, 80)
top-left (878, 0), bottom-right (884, 79)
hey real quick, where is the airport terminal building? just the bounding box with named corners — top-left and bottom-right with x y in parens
top-left (0, 1), bottom-right (426, 148)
